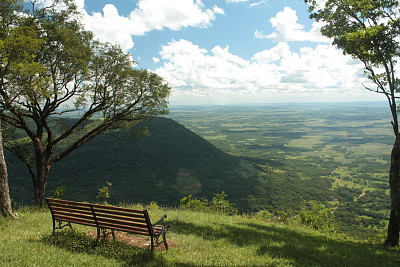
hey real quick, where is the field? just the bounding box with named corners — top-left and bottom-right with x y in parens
top-left (1, 207), bottom-right (400, 266)
top-left (168, 102), bottom-right (393, 235)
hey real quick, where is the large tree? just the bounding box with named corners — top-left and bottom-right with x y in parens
top-left (0, 0), bottom-right (170, 207)
top-left (304, 0), bottom-right (400, 246)
top-left (0, 0), bottom-right (30, 218)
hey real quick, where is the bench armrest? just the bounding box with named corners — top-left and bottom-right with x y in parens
top-left (152, 214), bottom-right (167, 227)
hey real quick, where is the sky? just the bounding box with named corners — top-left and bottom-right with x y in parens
top-left (38, 0), bottom-right (385, 105)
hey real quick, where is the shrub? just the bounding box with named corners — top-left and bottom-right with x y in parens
top-left (96, 181), bottom-right (112, 204)
top-left (180, 192), bottom-right (238, 215)
top-left (209, 192), bottom-right (238, 215)
top-left (298, 200), bottom-right (335, 231)
top-left (51, 186), bottom-right (65, 199)
top-left (180, 194), bottom-right (208, 211)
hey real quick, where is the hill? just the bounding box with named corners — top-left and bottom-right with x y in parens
top-left (8, 117), bottom-right (262, 209)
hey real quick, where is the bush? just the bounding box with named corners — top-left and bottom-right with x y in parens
top-left (97, 181), bottom-right (112, 204)
top-left (298, 201), bottom-right (335, 231)
top-left (209, 192), bottom-right (238, 215)
top-left (180, 194), bottom-right (208, 211)
top-left (180, 192), bottom-right (238, 215)
top-left (51, 186), bottom-right (65, 199)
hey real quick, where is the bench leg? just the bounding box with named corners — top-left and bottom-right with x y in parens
top-left (150, 237), bottom-right (154, 253)
top-left (52, 220), bottom-right (72, 234)
top-left (163, 233), bottom-right (168, 250)
top-left (96, 227), bottom-right (101, 242)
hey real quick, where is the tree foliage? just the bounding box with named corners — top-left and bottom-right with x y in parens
top-left (304, 0), bottom-right (400, 246)
top-left (0, 0), bottom-right (170, 207)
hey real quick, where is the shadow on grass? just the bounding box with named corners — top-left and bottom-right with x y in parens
top-left (172, 220), bottom-right (400, 266)
top-left (38, 229), bottom-right (168, 267)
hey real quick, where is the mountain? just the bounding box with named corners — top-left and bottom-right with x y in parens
top-left (8, 117), bottom-right (262, 209)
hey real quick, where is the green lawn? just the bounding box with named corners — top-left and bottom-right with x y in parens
top-left (1, 207), bottom-right (399, 266)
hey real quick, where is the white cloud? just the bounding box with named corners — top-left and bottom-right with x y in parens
top-left (129, 0), bottom-right (224, 34)
top-left (84, 4), bottom-right (134, 50)
top-left (155, 39), bottom-right (378, 105)
top-left (249, 0), bottom-right (269, 8)
top-left (40, 0), bottom-right (224, 51)
top-left (256, 6), bottom-right (329, 42)
top-left (225, 0), bottom-right (268, 8)
top-left (152, 57), bottom-right (160, 64)
top-left (225, 0), bottom-right (251, 3)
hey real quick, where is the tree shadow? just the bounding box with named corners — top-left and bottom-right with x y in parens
top-left (37, 229), bottom-right (169, 267)
top-left (172, 220), bottom-right (400, 266)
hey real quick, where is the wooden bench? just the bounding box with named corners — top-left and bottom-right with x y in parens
top-left (45, 198), bottom-right (169, 252)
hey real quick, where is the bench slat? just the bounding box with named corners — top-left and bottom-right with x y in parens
top-left (95, 221), bottom-right (150, 235)
top-left (92, 208), bottom-right (145, 219)
top-left (94, 216), bottom-right (149, 231)
top-left (50, 206), bottom-right (93, 215)
top-left (52, 214), bottom-right (97, 227)
top-left (52, 210), bottom-right (94, 221)
top-left (92, 212), bottom-right (147, 224)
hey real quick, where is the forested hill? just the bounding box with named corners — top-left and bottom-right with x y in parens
top-left (8, 117), bottom-right (262, 208)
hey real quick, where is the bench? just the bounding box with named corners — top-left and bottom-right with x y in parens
top-left (45, 198), bottom-right (170, 252)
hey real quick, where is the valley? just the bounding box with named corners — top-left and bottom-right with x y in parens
top-left (167, 102), bottom-right (393, 236)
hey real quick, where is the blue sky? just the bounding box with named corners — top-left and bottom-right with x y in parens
top-left (39, 0), bottom-right (384, 105)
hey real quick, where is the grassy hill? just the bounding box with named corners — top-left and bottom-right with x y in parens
top-left (0, 206), bottom-right (399, 266)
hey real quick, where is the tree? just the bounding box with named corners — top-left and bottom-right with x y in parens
top-left (0, 0), bottom-right (27, 218)
top-left (0, 118), bottom-right (17, 219)
top-left (0, 0), bottom-right (170, 207)
top-left (303, 0), bottom-right (400, 246)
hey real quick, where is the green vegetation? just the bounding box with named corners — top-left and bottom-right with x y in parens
top-left (7, 103), bottom-right (394, 238)
top-left (0, 0), bottom-right (170, 208)
top-left (180, 192), bottom-right (238, 215)
top-left (304, 0), bottom-right (400, 247)
top-left (1, 206), bottom-right (399, 266)
top-left (97, 181), bottom-right (113, 205)
top-left (168, 103), bottom-right (392, 237)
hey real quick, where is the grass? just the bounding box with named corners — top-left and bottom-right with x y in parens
top-left (1, 207), bottom-right (400, 266)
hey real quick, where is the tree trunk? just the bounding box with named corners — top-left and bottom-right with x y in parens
top-left (0, 118), bottom-right (17, 219)
top-left (33, 157), bottom-right (51, 208)
top-left (385, 135), bottom-right (400, 246)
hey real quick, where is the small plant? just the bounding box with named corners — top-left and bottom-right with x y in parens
top-left (276, 209), bottom-right (296, 224)
top-left (180, 194), bottom-right (208, 211)
top-left (51, 186), bottom-right (65, 199)
top-left (254, 209), bottom-right (275, 222)
top-left (96, 181), bottom-right (112, 205)
top-left (298, 200), bottom-right (335, 231)
top-left (146, 201), bottom-right (160, 210)
top-left (210, 192), bottom-right (238, 215)
top-left (180, 192), bottom-right (237, 215)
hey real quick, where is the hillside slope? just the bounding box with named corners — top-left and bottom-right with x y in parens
top-left (9, 117), bottom-right (262, 208)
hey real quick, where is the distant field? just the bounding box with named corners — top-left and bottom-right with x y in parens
top-left (168, 102), bottom-right (393, 235)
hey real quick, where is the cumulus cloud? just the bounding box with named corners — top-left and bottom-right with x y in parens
top-left (255, 6), bottom-right (330, 42)
top-left (155, 39), bottom-right (373, 104)
top-left (37, 0), bottom-right (224, 51)
top-left (129, 0), bottom-right (224, 34)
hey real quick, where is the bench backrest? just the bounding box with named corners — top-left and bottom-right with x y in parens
top-left (91, 205), bottom-right (154, 236)
top-left (46, 198), bottom-right (154, 236)
top-left (46, 198), bottom-right (97, 227)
